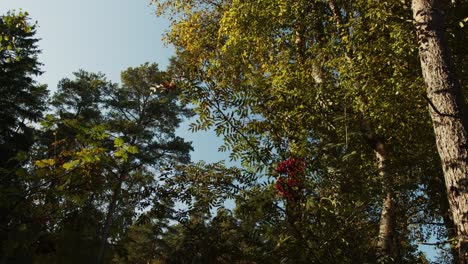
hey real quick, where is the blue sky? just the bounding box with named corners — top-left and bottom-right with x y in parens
top-left (0, 0), bottom-right (230, 163)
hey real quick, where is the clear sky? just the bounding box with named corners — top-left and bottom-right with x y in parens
top-left (0, 0), bottom-right (230, 163)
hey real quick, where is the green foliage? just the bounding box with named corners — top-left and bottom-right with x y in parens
top-left (1, 58), bottom-right (194, 262)
top-left (0, 10), bottom-right (50, 263)
top-left (35, 63), bottom-right (193, 263)
top-left (2, 2), bottom-right (466, 263)
top-left (152, 0), bottom-right (461, 262)
top-left (0, 10), bottom-right (48, 164)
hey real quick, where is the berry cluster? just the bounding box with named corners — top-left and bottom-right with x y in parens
top-left (274, 158), bottom-right (305, 200)
top-left (275, 158), bottom-right (305, 177)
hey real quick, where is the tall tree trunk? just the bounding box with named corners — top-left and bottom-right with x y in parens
top-left (327, 1), bottom-right (398, 259)
top-left (364, 130), bottom-right (396, 260)
top-left (97, 175), bottom-right (124, 264)
top-left (412, 1), bottom-right (468, 262)
top-left (361, 119), bottom-right (397, 260)
top-left (375, 146), bottom-right (395, 260)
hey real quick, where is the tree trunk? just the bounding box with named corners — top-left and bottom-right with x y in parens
top-left (412, 1), bottom-right (468, 262)
top-left (361, 120), bottom-right (396, 260)
top-left (374, 140), bottom-right (395, 260)
top-left (327, 1), bottom-right (398, 258)
top-left (377, 190), bottom-right (395, 260)
top-left (97, 176), bottom-right (124, 264)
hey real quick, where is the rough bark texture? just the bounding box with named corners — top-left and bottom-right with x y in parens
top-left (412, 1), bottom-right (468, 262)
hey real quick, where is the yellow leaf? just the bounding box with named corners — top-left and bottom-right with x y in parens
top-left (34, 159), bottom-right (55, 168)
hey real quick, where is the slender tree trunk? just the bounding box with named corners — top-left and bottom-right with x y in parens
top-left (375, 146), bottom-right (395, 260)
top-left (412, 1), bottom-right (468, 263)
top-left (327, 1), bottom-right (398, 259)
top-left (97, 176), bottom-right (124, 264)
top-left (362, 121), bottom-right (396, 260)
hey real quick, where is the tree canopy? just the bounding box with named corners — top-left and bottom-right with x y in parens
top-left (1, 2), bottom-right (467, 263)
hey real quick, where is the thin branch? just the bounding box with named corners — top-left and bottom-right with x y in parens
top-left (422, 94), bottom-right (460, 118)
top-left (418, 239), bottom-right (456, 246)
top-left (204, 82), bottom-right (272, 167)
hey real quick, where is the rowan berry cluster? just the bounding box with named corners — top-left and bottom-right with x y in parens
top-left (274, 158), bottom-right (305, 199)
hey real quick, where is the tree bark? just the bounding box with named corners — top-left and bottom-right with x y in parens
top-left (369, 135), bottom-right (395, 260)
top-left (377, 190), bottom-right (395, 260)
top-left (376, 153), bottom-right (395, 261)
top-left (412, 1), bottom-right (468, 262)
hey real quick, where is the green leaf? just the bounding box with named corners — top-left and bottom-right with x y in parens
top-left (127, 145), bottom-right (139, 154)
top-left (114, 137), bottom-right (124, 147)
top-left (35, 159), bottom-right (55, 168)
top-left (62, 160), bottom-right (80, 170)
